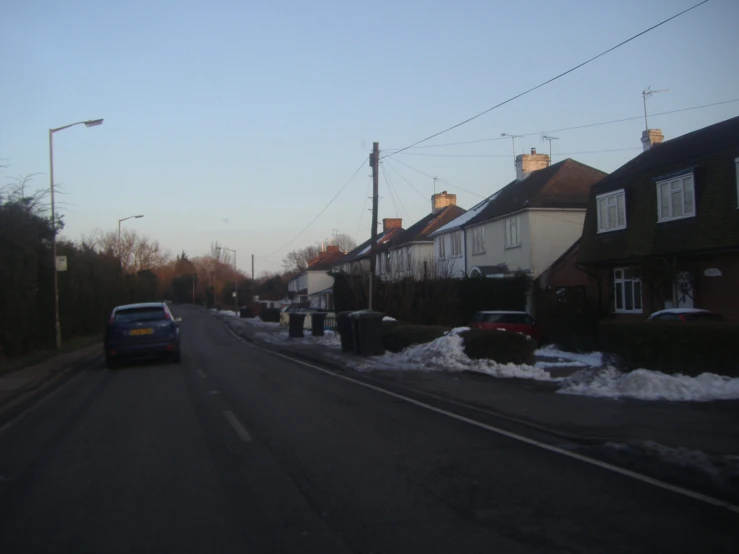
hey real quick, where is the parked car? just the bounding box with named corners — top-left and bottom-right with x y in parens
top-left (104, 302), bottom-right (182, 368)
top-left (647, 308), bottom-right (723, 322)
top-left (469, 311), bottom-right (542, 341)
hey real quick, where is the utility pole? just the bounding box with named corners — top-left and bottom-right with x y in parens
top-left (251, 254), bottom-right (255, 280)
top-left (369, 142), bottom-right (379, 310)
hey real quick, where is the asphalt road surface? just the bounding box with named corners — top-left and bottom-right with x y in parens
top-left (0, 305), bottom-right (736, 553)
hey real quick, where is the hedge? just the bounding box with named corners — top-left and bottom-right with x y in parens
top-left (460, 329), bottom-right (537, 365)
top-left (381, 322), bottom-right (451, 353)
top-left (598, 320), bottom-right (739, 377)
top-left (380, 323), bottom-right (537, 365)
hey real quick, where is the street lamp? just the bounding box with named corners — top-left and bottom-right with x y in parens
top-left (49, 118), bottom-right (104, 349)
top-left (218, 246), bottom-right (238, 311)
top-left (118, 214), bottom-right (144, 268)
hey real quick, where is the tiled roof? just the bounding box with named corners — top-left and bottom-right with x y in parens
top-left (578, 116), bottom-right (739, 265)
top-left (307, 250), bottom-right (346, 271)
top-left (430, 194), bottom-right (499, 236)
top-left (383, 205), bottom-right (467, 249)
top-left (336, 227), bottom-right (405, 264)
top-left (465, 159), bottom-right (607, 226)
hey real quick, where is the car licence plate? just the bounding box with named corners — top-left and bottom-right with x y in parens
top-left (130, 328), bottom-right (154, 336)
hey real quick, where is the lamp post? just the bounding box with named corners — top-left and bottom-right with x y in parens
top-left (49, 118), bottom-right (104, 349)
top-left (118, 214), bottom-right (144, 270)
top-left (220, 246), bottom-right (238, 312)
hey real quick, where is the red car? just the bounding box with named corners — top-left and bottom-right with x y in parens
top-left (469, 311), bottom-right (542, 342)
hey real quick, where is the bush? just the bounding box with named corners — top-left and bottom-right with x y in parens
top-left (598, 321), bottom-right (739, 377)
top-left (261, 308), bottom-right (281, 323)
top-left (460, 329), bottom-right (537, 365)
top-left (381, 323), bottom-right (451, 353)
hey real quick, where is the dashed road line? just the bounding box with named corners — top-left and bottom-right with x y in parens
top-left (222, 410), bottom-right (252, 442)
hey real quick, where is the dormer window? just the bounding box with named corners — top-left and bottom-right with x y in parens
top-left (656, 173), bottom-right (695, 222)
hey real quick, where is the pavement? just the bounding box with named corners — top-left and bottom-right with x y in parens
top-left (0, 304), bottom-right (737, 553)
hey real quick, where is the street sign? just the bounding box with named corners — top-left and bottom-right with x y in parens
top-left (55, 256), bottom-right (68, 272)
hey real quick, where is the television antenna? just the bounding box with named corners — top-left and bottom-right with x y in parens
top-left (501, 133), bottom-right (523, 166)
top-left (642, 86), bottom-right (669, 131)
top-left (541, 135), bottom-right (559, 160)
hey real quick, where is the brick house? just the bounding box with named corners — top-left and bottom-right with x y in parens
top-left (578, 116), bottom-right (739, 320)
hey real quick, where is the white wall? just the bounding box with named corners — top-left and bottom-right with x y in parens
top-left (376, 243), bottom-right (434, 281)
top-left (306, 271), bottom-right (334, 295)
top-left (288, 273), bottom-right (308, 292)
top-left (528, 209), bottom-right (585, 278)
top-left (434, 231), bottom-right (466, 278)
top-left (466, 211), bottom-right (532, 275)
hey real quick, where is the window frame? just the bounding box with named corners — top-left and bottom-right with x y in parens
top-left (504, 215), bottom-right (521, 248)
top-left (656, 173), bottom-right (695, 223)
top-left (438, 236), bottom-right (446, 259)
top-left (451, 231), bottom-right (463, 258)
top-left (471, 226), bottom-right (485, 255)
top-left (613, 267), bottom-right (643, 314)
top-left (596, 189), bottom-right (627, 233)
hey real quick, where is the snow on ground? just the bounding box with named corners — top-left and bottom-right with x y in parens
top-left (216, 310), bottom-right (238, 317)
top-left (534, 344), bottom-right (603, 368)
top-left (383, 316), bottom-right (396, 322)
top-left (254, 329), bottom-right (341, 349)
top-left (238, 317), bottom-right (282, 328)
top-left (350, 331), bottom-right (555, 381)
top-left (559, 367), bottom-right (739, 401)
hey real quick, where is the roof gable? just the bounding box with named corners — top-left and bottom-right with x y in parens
top-left (387, 205), bottom-right (467, 248)
top-left (466, 159), bottom-right (607, 226)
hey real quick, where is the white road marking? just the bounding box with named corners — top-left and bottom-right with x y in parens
top-left (0, 371), bottom-right (87, 437)
top-left (231, 337), bottom-right (739, 514)
top-left (222, 410), bottom-right (251, 442)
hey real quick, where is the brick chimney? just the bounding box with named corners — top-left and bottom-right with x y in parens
top-left (326, 245), bottom-right (340, 253)
top-left (641, 129), bottom-right (664, 152)
top-left (515, 147), bottom-right (550, 181)
top-left (431, 191), bottom-right (457, 214)
top-left (383, 218), bottom-right (402, 232)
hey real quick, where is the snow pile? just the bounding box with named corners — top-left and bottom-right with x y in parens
top-left (352, 331), bottom-right (555, 381)
top-left (535, 344), bottom-right (603, 368)
top-left (559, 367), bottom-right (739, 401)
top-left (240, 317), bottom-right (281, 328)
top-left (217, 310), bottom-right (239, 317)
top-left (254, 329), bottom-right (341, 349)
top-left (383, 316), bottom-right (396, 322)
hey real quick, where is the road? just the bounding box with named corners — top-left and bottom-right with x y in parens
top-left (0, 305), bottom-right (736, 553)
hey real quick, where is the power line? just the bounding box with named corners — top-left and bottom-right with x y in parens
top-left (396, 146), bottom-right (642, 158)
top-left (354, 174), bottom-right (371, 243)
top-left (384, 98), bottom-right (739, 151)
top-left (385, 159), bottom-right (427, 200)
top-left (553, 147), bottom-right (642, 156)
top-left (262, 155), bottom-right (367, 256)
top-left (381, 1), bottom-right (710, 160)
top-left (380, 161), bottom-right (401, 217)
top-left (381, 161), bottom-right (410, 220)
top-left (393, 158), bottom-right (485, 198)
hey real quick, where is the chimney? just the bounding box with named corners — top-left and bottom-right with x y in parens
top-left (383, 218), bottom-right (402, 232)
top-left (326, 245), bottom-right (340, 253)
top-left (641, 129), bottom-right (664, 152)
top-left (515, 147), bottom-right (550, 181)
top-left (431, 191), bottom-right (457, 214)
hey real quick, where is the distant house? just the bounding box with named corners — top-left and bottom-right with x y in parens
top-left (578, 117), bottom-right (739, 320)
top-left (332, 219), bottom-right (404, 275)
top-left (375, 192), bottom-right (466, 281)
top-left (461, 149), bottom-right (607, 287)
top-left (287, 246), bottom-right (345, 310)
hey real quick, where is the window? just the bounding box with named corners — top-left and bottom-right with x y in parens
top-left (596, 190), bottom-right (626, 232)
top-left (451, 232), bottom-right (463, 257)
top-left (385, 252), bottom-right (390, 274)
top-left (438, 237), bottom-right (446, 259)
top-left (505, 216), bottom-right (520, 248)
top-left (406, 247), bottom-right (412, 271)
top-left (471, 226), bottom-right (485, 254)
top-left (613, 268), bottom-right (642, 313)
top-left (656, 173), bottom-right (695, 222)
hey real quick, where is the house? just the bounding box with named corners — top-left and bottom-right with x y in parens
top-left (461, 149), bottom-right (607, 285)
top-left (375, 192), bottom-right (466, 281)
top-left (331, 219), bottom-right (404, 275)
top-left (287, 246), bottom-right (345, 310)
top-left (578, 117), bottom-right (739, 320)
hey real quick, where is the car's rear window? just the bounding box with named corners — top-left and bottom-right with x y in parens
top-left (114, 307), bottom-right (167, 323)
top-left (473, 313), bottom-right (531, 324)
top-left (683, 313), bottom-right (722, 322)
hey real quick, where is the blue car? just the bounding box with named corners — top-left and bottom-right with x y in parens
top-left (104, 302), bottom-right (182, 368)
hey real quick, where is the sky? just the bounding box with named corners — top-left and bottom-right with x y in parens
top-left (2, 0), bottom-right (738, 274)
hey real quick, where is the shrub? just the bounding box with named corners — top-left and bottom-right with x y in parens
top-left (381, 323), bottom-right (451, 353)
top-left (598, 320), bottom-right (739, 377)
top-left (460, 329), bottom-right (537, 365)
top-left (261, 308), bottom-right (281, 323)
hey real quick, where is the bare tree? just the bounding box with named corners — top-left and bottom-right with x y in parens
top-left (90, 228), bottom-right (169, 273)
top-left (330, 233), bottom-right (357, 254)
top-left (282, 244), bottom-right (321, 273)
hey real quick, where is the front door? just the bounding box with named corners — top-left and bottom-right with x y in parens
top-left (673, 271), bottom-right (694, 309)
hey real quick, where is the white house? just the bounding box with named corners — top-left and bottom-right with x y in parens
top-left (376, 192), bottom-right (466, 281)
top-left (331, 218), bottom-right (404, 275)
top-left (287, 246), bottom-right (345, 309)
top-left (462, 149), bottom-right (607, 281)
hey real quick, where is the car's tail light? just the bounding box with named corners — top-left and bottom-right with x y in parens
top-left (163, 310), bottom-right (171, 321)
top-left (109, 312), bottom-right (116, 323)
